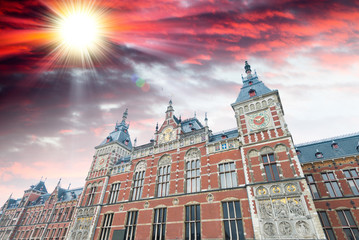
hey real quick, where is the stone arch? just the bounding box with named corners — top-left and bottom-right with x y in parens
top-left (262, 100), bottom-right (267, 107)
top-left (184, 148), bottom-right (201, 161)
top-left (260, 146), bottom-right (274, 155)
top-left (250, 104), bottom-right (255, 110)
top-left (275, 144), bottom-right (288, 153)
top-left (135, 160), bottom-right (146, 172)
top-left (158, 154), bottom-right (171, 166)
top-left (256, 102), bottom-right (261, 109)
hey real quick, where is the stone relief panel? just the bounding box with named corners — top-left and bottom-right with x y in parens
top-left (69, 206), bottom-right (96, 240)
top-left (185, 148), bottom-right (200, 161)
top-left (158, 155), bottom-right (171, 166)
top-left (255, 182), bottom-right (315, 239)
top-left (135, 160), bottom-right (146, 172)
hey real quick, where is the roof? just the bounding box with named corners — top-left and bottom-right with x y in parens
top-left (209, 128), bottom-right (238, 143)
top-left (115, 156), bottom-right (131, 165)
top-left (28, 181), bottom-right (48, 193)
top-left (7, 198), bottom-right (21, 209)
top-left (58, 187), bottom-right (83, 202)
top-left (233, 72), bottom-right (275, 104)
top-left (98, 120), bottom-right (132, 150)
top-left (181, 117), bottom-right (204, 133)
top-left (296, 132), bottom-right (359, 163)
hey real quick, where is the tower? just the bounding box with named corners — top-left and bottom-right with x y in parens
top-left (67, 109), bottom-right (132, 240)
top-left (231, 62), bottom-right (325, 239)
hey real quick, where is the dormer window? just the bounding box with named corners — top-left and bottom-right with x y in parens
top-left (249, 81), bottom-right (253, 86)
top-left (249, 89), bottom-right (256, 97)
top-left (296, 149), bottom-right (301, 155)
top-left (331, 142), bottom-right (339, 149)
top-left (189, 123), bottom-right (193, 127)
top-left (356, 142), bottom-right (359, 152)
top-left (315, 150), bottom-right (323, 159)
top-left (221, 134), bottom-right (227, 139)
top-left (106, 137), bottom-right (111, 143)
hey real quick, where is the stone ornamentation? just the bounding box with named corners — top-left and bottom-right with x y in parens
top-left (278, 221), bottom-right (292, 235)
top-left (263, 222), bottom-right (276, 236)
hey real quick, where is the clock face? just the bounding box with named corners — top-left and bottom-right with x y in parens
top-left (248, 111), bottom-right (271, 130)
top-left (95, 155), bottom-right (107, 170)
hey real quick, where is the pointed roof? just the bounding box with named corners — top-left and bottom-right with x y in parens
top-left (98, 109), bottom-right (132, 150)
top-left (233, 61), bottom-right (275, 104)
top-left (28, 180), bottom-right (48, 193)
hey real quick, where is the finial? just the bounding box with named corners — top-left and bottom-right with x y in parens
top-left (68, 183), bottom-right (71, 190)
top-left (44, 177), bottom-right (47, 182)
top-left (179, 115), bottom-right (182, 123)
top-left (122, 108), bottom-right (128, 122)
top-left (156, 123), bottom-right (159, 132)
top-left (169, 99), bottom-right (172, 106)
top-left (194, 111), bottom-right (196, 118)
top-left (244, 61), bottom-right (252, 75)
top-left (134, 138), bottom-right (137, 147)
top-left (204, 112), bottom-right (208, 127)
top-left (57, 178), bottom-right (62, 187)
top-left (40, 176), bottom-right (43, 181)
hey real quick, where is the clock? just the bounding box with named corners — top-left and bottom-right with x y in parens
top-left (95, 155), bottom-right (107, 170)
top-left (248, 111), bottom-right (271, 130)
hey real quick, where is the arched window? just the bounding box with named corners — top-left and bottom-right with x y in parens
top-left (185, 149), bottom-right (201, 193)
top-left (86, 186), bottom-right (96, 206)
top-left (157, 155), bottom-right (171, 197)
top-left (261, 148), bottom-right (280, 181)
top-left (131, 161), bottom-right (146, 201)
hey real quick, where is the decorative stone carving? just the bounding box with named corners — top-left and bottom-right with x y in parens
top-left (273, 199), bottom-right (288, 218)
top-left (207, 193), bottom-right (214, 202)
top-left (135, 160), bottom-right (146, 172)
top-left (270, 185), bottom-right (281, 194)
top-left (119, 204), bottom-right (124, 211)
top-left (256, 186), bottom-right (268, 196)
top-left (144, 201), bottom-right (149, 209)
top-left (296, 220), bottom-right (311, 236)
top-left (285, 183), bottom-right (297, 193)
top-left (258, 200), bottom-right (273, 218)
top-left (263, 222), bottom-right (276, 236)
top-left (158, 155), bottom-right (171, 166)
top-left (288, 198), bottom-right (305, 217)
top-left (185, 149), bottom-right (200, 161)
top-left (275, 145), bottom-right (286, 152)
top-left (261, 147), bottom-right (273, 155)
top-left (248, 150), bottom-right (258, 158)
top-left (278, 221), bottom-right (292, 236)
top-left (172, 198), bottom-right (179, 205)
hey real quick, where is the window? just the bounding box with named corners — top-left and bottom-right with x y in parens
top-left (62, 208), bottom-right (69, 221)
top-left (108, 183), bottom-right (121, 204)
top-left (131, 171), bottom-right (145, 200)
top-left (86, 187), bottom-right (96, 206)
top-left (318, 211), bottom-right (336, 240)
top-left (157, 165), bottom-right (170, 197)
top-left (49, 229), bottom-right (56, 240)
top-left (222, 201), bottom-right (244, 240)
top-left (152, 208), bottom-right (167, 240)
top-left (40, 210), bottom-right (46, 223)
top-left (186, 160), bottom-right (201, 193)
top-left (55, 229), bottom-right (62, 240)
top-left (58, 208), bottom-right (63, 222)
top-left (322, 172), bottom-right (343, 197)
top-left (306, 175), bottom-right (320, 199)
top-left (68, 207), bottom-right (74, 220)
top-left (124, 211), bottom-right (138, 240)
top-left (99, 213), bottom-right (114, 240)
top-left (337, 210), bottom-right (359, 239)
top-left (249, 89), bottom-right (256, 97)
top-left (185, 205), bottom-right (201, 240)
top-left (50, 209), bottom-right (58, 222)
top-left (262, 153), bottom-right (280, 181)
top-left (343, 169), bottom-right (359, 195)
top-left (61, 228), bottom-right (68, 240)
top-left (219, 162), bottom-right (238, 189)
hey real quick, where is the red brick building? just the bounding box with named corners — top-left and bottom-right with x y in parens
top-left (0, 181), bottom-right (81, 239)
top-left (5, 61), bottom-right (358, 239)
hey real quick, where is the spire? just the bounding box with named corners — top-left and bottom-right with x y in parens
top-left (165, 100), bottom-right (174, 119)
top-left (57, 178), bottom-right (62, 187)
top-left (68, 183), bottom-right (71, 190)
top-left (244, 60), bottom-right (252, 75)
top-left (122, 108), bottom-right (128, 123)
top-left (232, 61), bottom-right (274, 104)
top-left (156, 122), bottom-right (159, 132)
top-left (204, 112), bottom-right (208, 127)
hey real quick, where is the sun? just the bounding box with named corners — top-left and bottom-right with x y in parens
top-left (48, 0), bottom-right (111, 67)
top-left (59, 12), bottom-right (99, 52)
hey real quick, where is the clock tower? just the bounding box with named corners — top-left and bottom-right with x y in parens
top-left (232, 62), bottom-right (325, 239)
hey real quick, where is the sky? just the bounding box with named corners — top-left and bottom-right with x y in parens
top-left (0, 0), bottom-right (359, 205)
